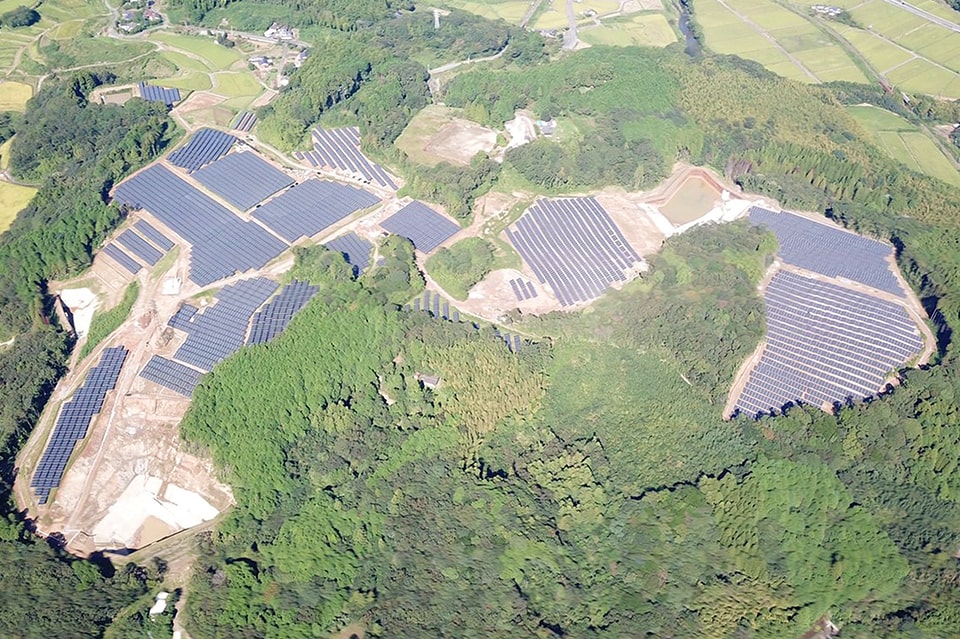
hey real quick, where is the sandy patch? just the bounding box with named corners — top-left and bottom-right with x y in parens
top-left (59, 288), bottom-right (99, 338)
top-left (174, 91), bottom-right (226, 114)
top-left (425, 120), bottom-right (498, 166)
top-left (504, 111), bottom-right (536, 151)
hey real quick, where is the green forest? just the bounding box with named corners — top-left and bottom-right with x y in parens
top-left (1, 0), bottom-right (960, 637)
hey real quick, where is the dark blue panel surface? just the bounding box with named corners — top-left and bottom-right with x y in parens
top-left (252, 179), bottom-right (379, 242)
top-left (167, 128), bottom-right (236, 172)
top-left (380, 201), bottom-right (459, 253)
top-left (324, 232), bottom-right (373, 275)
top-left (139, 356), bottom-right (204, 397)
top-left (193, 152), bottom-right (294, 211)
top-left (294, 126), bottom-right (396, 189)
top-left (247, 280), bottom-right (318, 344)
top-left (134, 220), bottom-right (175, 251)
top-left (117, 229), bottom-right (163, 265)
top-left (102, 244), bottom-right (142, 274)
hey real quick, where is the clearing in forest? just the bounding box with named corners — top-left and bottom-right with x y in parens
top-left (0, 181), bottom-right (37, 233)
top-left (395, 105), bottom-right (498, 167)
top-left (847, 105), bottom-right (960, 186)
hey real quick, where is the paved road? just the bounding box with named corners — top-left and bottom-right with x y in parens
top-left (883, 0), bottom-right (960, 33)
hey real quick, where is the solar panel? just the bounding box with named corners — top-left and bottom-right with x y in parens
top-left (102, 243), bottom-right (143, 274)
top-left (167, 128), bottom-right (236, 172)
top-left (733, 270), bottom-right (923, 418)
top-left (252, 179), bottom-right (380, 242)
top-left (193, 152), bottom-right (295, 211)
top-left (134, 220), bottom-right (175, 251)
top-left (233, 111), bottom-right (257, 132)
top-left (749, 207), bottom-right (903, 296)
top-left (117, 229), bottom-right (164, 265)
top-left (138, 81), bottom-right (180, 106)
top-left (139, 356), bottom-right (204, 397)
top-left (324, 232), bottom-right (374, 276)
top-left (506, 197), bottom-right (640, 307)
top-left (247, 279), bottom-right (319, 344)
top-left (380, 201), bottom-right (460, 253)
top-left (293, 126), bottom-right (397, 189)
top-left (31, 347), bottom-right (127, 503)
top-left (113, 164), bottom-right (289, 285)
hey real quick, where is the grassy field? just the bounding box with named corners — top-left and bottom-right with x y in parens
top-left (0, 138), bottom-right (11, 171)
top-left (159, 72), bottom-right (213, 91)
top-left (696, 0), bottom-right (866, 83)
top-left (0, 181), bottom-right (38, 234)
top-left (161, 50), bottom-right (211, 74)
top-left (0, 81), bottom-right (32, 111)
top-left (150, 33), bottom-right (242, 70)
top-left (442, 0), bottom-right (529, 23)
top-left (213, 72), bottom-right (262, 98)
top-left (847, 105), bottom-right (960, 186)
top-left (581, 14), bottom-right (678, 48)
top-left (396, 104), bottom-right (474, 166)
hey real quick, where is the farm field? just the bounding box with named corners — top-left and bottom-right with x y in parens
top-left (0, 181), bottom-right (38, 234)
top-left (580, 13), bottom-right (678, 47)
top-left (213, 72), bottom-right (262, 99)
top-left (0, 81), bottom-right (32, 111)
top-left (847, 105), bottom-right (960, 186)
top-left (441, 0), bottom-right (529, 23)
top-left (695, 0), bottom-right (865, 83)
top-left (150, 33), bottom-right (243, 70)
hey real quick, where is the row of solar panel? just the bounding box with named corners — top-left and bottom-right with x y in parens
top-left (138, 82), bottom-right (180, 106)
top-left (233, 111), bottom-right (257, 132)
top-left (381, 201), bottom-right (460, 253)
top-left (193, 152), bottom-right (295, 211)
top-left (324, 232), bottom-right (374, 276)
top-left (734, 271), bottom-right (922, 418)
top-left (139, 356), bottom-right (204, 397)
top-left (403, 290), bottom-right (523, 353)
top-left (296, 126), bottom-right (397, 189)
top-left (749, 207), bottom-right (904, 296)
top-left (32, 347), bottom-right (128, 504)
top-left (248, 280), bottom-right (319, 344)
top-left (508, 196), bottom-right (639, 307)
top-left (252, 179), bottom-right (380, 243)
top-left (167, 128), bottom-right (236, 172)
top-left (509, 278), bottom-right (537, 302)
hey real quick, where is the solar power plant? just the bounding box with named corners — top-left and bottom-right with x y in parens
top-left (324, 232), bottom-right (373, 275)
top-left (101, 243), bottom-right (143, 274)
top-left (172, 277), bottom-right (278, 370)
top-left (192, 152), bottom-right (295, 211)
top-left (134, 220), bottom-right (175, 251)
top-left (167, 128), bottom-right (236, 172)
top-left (30, 347), bottom-right (127, 504)
top-left (113, 165), bottom-right (289, 285)
top-left (116, 229), bottom-right (164, 266)
top-left (251, 179), bottom-right (380, 242)
top-left (734, 270), bottom-right (924, 418)
top-left (294, 126), bottom-right (397, 189)
top-left (380, 201), bottom-right (460, 253)
top-left (248, 280), bottom-right (319, 344)
top-left (410, 290), bottom-right (454, 320)
top-left (506, 197), bottom-right (641, 307)
top-left (233, 111), bottom-right (257, 132)
top-left (139, 356), bottom-right (204, 397)
top-left (749, 207), bottom-right (904, 296)
top-left (138, 81), bottom-right (181, 105)
top-left (509, 278), bottom-right (538, 302)
top-left (168, 304), bottom-right (199, 331)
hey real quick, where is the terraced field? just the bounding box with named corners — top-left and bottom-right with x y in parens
top-left (581, 13), bottom-right (678, 47)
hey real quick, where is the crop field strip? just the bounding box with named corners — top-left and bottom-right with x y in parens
top-left (247, 280), bottom-right (319, 345)
top-left (134, 220), bottom-right (175, 251)
top-left (734, 271), bottom-right (923, 418)
top-left (252, 179), bottom-right (380, 242)
top-left (139, 355), bottom-right (205, 397)
top-left (116, 229), bottom-right (164, 266)
top-left (138, 81), bottom-right (181, 106)
top-left (381, 201), bottom-right (460, 253)
top-left (170, 277), bottom-right (278, 371)
top-left (295, 126), bottom-right (397, 189)
top-left (506, 196), bottom-right (640, 307)
top-left (405, 289), bottom-right (522, 353)
top-left (233, 111), bottom-right (257, 132)
top-left (101, 243), bottom-right (143, 275)
top-left (509, 277), bottom-right (538, 301)
top-left (192, 152), bottom-right (295, 211)
top-left (167, 128), bottom-right (236, 172)
top-left (113, 164), bottom-right (289, 285)
top-left (324, 232), bottom-right (374, 275)
top-left (31, 347), bottom-right (127, 504)
top-left (749, 206), bottom-right (903, 295)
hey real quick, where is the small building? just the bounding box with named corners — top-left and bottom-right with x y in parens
top-left (536, 119), bottom-right (557, 136)
top-left (144, 8), bottom-right (161, 20)
top-left (416, 372), bottom-right (441, 389)
top-left (293, 49), bottom-right (308, 68)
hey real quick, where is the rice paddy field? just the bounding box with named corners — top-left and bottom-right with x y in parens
top-left (0, 81), bottom-right (33, 111)
top-left (580, 14), bottom-right (678, 47)
top-left (847, 105), bottom-right (960, 186)
top-left (149, 33), bottom-right (243, 70)
top-left (0, 181), bottom-right (38, 234)
top-left (695, 0), bottom-right (866, 83)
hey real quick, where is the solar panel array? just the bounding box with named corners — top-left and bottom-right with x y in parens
top-left (31, 347), bottom-right (127, 504)
top-left (247, 280), bottom-right (319, 344)
top-left (506, 197), bottom-right (640, 307)
top-left (117, 229), bottom-right (164, 266)
top-left (381, 201), bottom-right (460, 253)
top-left (509, 278), bottom-right (537, 302)
top-left (102, 243), bottom-right (142, 274)
top-left (138, 81), bottom-right (181, 105)
top-left (113, 164), bottom-right (288, 285)
top-left (252, 179), bottom-right (380, 242)
top-left (734, 270), bottom-right (924, 418)
top-left (294, 126), bottom-right (397, 189)
top-left (749, 207), bottom-right (903, 296)
top-left (193, 152), bottom-right (295, 211)
top-left (167, 128), bottom-right (236, 172)
top-left (168, 304), bottom-right (198, 331)
top-left (173, 277), bottom-right (278, 370)
top-left (139, 356), bottom-right (204, 397)
top-left (134, 220), bottom-right (175, 251)
top-left (404, 290), bottom-right (522, 352)
top-left (233, 111), bottom-right (257, 132)
top-left (324, 232), bottom-right (373, 275)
